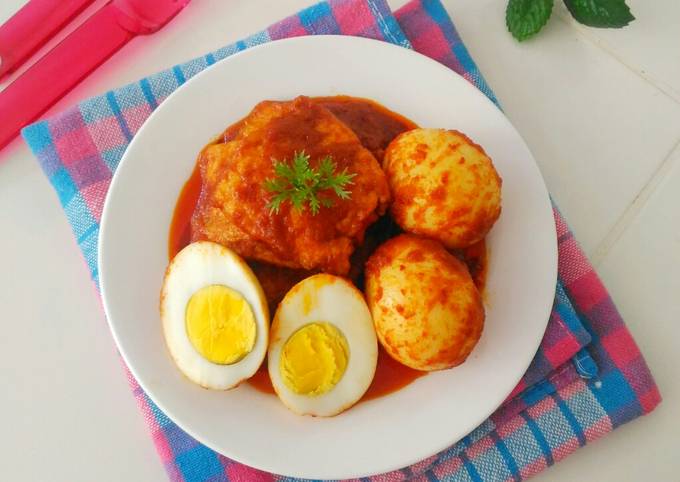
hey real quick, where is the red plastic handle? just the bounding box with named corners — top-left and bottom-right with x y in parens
top-left (0, 0), bottom-right (96, 79)
top-left (0, 3), bottom-right (135, 150)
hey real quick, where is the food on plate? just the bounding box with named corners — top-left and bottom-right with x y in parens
top-left (160, 241), bottom-right (269, 389)
top-left (364, 234), bottom-right (484, 371)
top-left (383, 128), bottom-right (502, 248)
top-left (190, 96), bottom-right (390, 275)
top-left (164, 95), bottom-right (500, 414)
top-left (268, 274), bottom-right (377, 416)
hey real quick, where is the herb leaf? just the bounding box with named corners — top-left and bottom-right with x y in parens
top-left (263, 151), bottom-right (355, 215)
top-left (506, 0), bottom-right (554, 41)
top-left (564, 0), bottom-right (634, 28)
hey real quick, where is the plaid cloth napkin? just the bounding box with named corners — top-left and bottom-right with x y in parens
top-left (22, 0), bottom-right (660, 480)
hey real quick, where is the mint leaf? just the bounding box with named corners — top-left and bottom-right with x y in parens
top-left (564, 0), bottom-right (634, 27)
top-left (506, 0), bottom-right (554, 41)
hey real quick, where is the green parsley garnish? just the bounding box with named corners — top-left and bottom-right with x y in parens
top-left (263, 151), bottom-right (355, 215)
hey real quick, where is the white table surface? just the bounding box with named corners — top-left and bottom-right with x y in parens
top-left (1, 1), bottom-right (678, 481)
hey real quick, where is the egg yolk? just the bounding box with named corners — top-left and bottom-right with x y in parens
top-left (280, 322), bottom-right (349, 396)
top-left (185, 285), bottom-right (256, 365)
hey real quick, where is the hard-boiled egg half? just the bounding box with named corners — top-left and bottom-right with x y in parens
top-left (268, 274), bottom-right (377, 416)
top-left (160, 241), bottom-right (269, 389)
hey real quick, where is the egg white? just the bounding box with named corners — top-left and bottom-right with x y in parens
top-left (268, 274), bottom-right (377, 416)
top-left (160, 241), bottom-right (269, 389)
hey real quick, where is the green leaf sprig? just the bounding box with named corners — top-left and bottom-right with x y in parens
top-left (263, 151), bottom-right (355, 215)
top-left (506, 0), bottom-right (634, 42)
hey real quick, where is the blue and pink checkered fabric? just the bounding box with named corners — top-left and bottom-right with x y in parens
top-left (22, 0), bottom-right (660, 481)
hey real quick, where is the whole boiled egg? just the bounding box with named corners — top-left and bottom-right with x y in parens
top-left (268, 274), bottom-right (377, 417)
top-left (365, 234), bottom-right (484, 371)
top-left (160, 241), bottom-right (269, 389)
top-left (384, 128), bottom-right (502, 248)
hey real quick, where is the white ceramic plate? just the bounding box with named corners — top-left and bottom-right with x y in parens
top-left (99, 36), bottom-right (557, 480)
